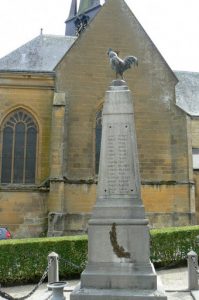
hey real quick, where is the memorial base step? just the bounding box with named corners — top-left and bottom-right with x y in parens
top-left (81, 271), bottom-right (157, 290)
top-left (71, 284), bottom-right (167, 300)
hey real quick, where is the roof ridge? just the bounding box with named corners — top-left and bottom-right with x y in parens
top-left (41, 34), bottom-right (76, 39)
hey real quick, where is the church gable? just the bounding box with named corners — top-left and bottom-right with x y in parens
top-left (56, 0), bottom-right (186, 181)
top-left (58, 0), bottom-right (177, 84)
top-left (52, 0), bottom-right (193, 232)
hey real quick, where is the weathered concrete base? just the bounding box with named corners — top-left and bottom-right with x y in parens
top-left (14, 216), bottom-right (48, 238)
top-left (147, 212), bottom-right (196, 228)
top-left (46, 211), bottom-right (195, 236)
top-left (47, 212), bottom-right (67, 236)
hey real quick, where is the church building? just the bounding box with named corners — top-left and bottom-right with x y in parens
top-left (0, 0), bottom-right (197, 237)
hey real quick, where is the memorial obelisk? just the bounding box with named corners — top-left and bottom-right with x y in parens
top-left (71, 51), bottom-right (167, 299)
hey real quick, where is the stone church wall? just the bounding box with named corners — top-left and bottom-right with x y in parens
top-left (55, 0), bottom-right (194, 231)
top-left (0, 190), bottom-right (48, 237)
top-left (0, 72), bottom-right (54, 236)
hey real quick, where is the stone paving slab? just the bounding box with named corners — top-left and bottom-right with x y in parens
top-left (158, 267), bottom-right (192, 300)
top-left (158, 267), bottom-right (189, 291)
top-left (166, 291), bottom-right (192, 300)
top-left (191, 290), bottom-right (199, 300)
top-left (0, 268), bottom-right (195, 300)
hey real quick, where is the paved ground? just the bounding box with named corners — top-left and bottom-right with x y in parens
top-left (0, 267), bottom-right (197, 299)
top-left (158, 267), bottom-right (192, 300)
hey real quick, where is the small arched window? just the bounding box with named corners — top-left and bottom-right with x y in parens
top-left (1, 109), bottom-right (38, 184)
top-left (95, 109), bottom-right (102, 174)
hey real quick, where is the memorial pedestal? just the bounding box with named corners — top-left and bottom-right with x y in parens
top-left (70, 80), bottom-right (167, 300)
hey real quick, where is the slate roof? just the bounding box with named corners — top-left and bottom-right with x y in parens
top-left (0, 34), bottom-right (199, 117)
top-left (0, 34), bottom-right (76, 72)
top-left (175, 71), bottom-right (199, 116)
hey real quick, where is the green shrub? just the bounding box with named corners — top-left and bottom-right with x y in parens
top-left (0, 236), bottom-right (88, 286)
top-left (150, 225), bottom-right (199, 267)
top-left (1, 226), bottom-right (199, 285)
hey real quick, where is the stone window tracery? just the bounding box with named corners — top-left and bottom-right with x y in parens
top-left (1, 109), bottom-right (38, 184)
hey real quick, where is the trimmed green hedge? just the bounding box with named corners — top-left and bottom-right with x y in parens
top-left (0, 235), bottom-right (87, 285)
top-left (150, 225), bottom-right (199, 267)
top-left (1, 226), bottom-right (199, 285)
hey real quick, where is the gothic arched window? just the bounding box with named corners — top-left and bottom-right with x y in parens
top-left (95, 109), bottom-right (102, 174)
top-left (1, 109), bottom-right (38, 184)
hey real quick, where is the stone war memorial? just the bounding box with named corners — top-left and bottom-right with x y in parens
top-left (71, 51), bottom-right (167, 299)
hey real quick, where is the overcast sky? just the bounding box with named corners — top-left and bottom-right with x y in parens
top-left (0, 0), bottom-right (198, 72)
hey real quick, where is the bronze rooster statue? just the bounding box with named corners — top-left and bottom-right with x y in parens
top-left (107, 48), bottom-right (138, 79)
